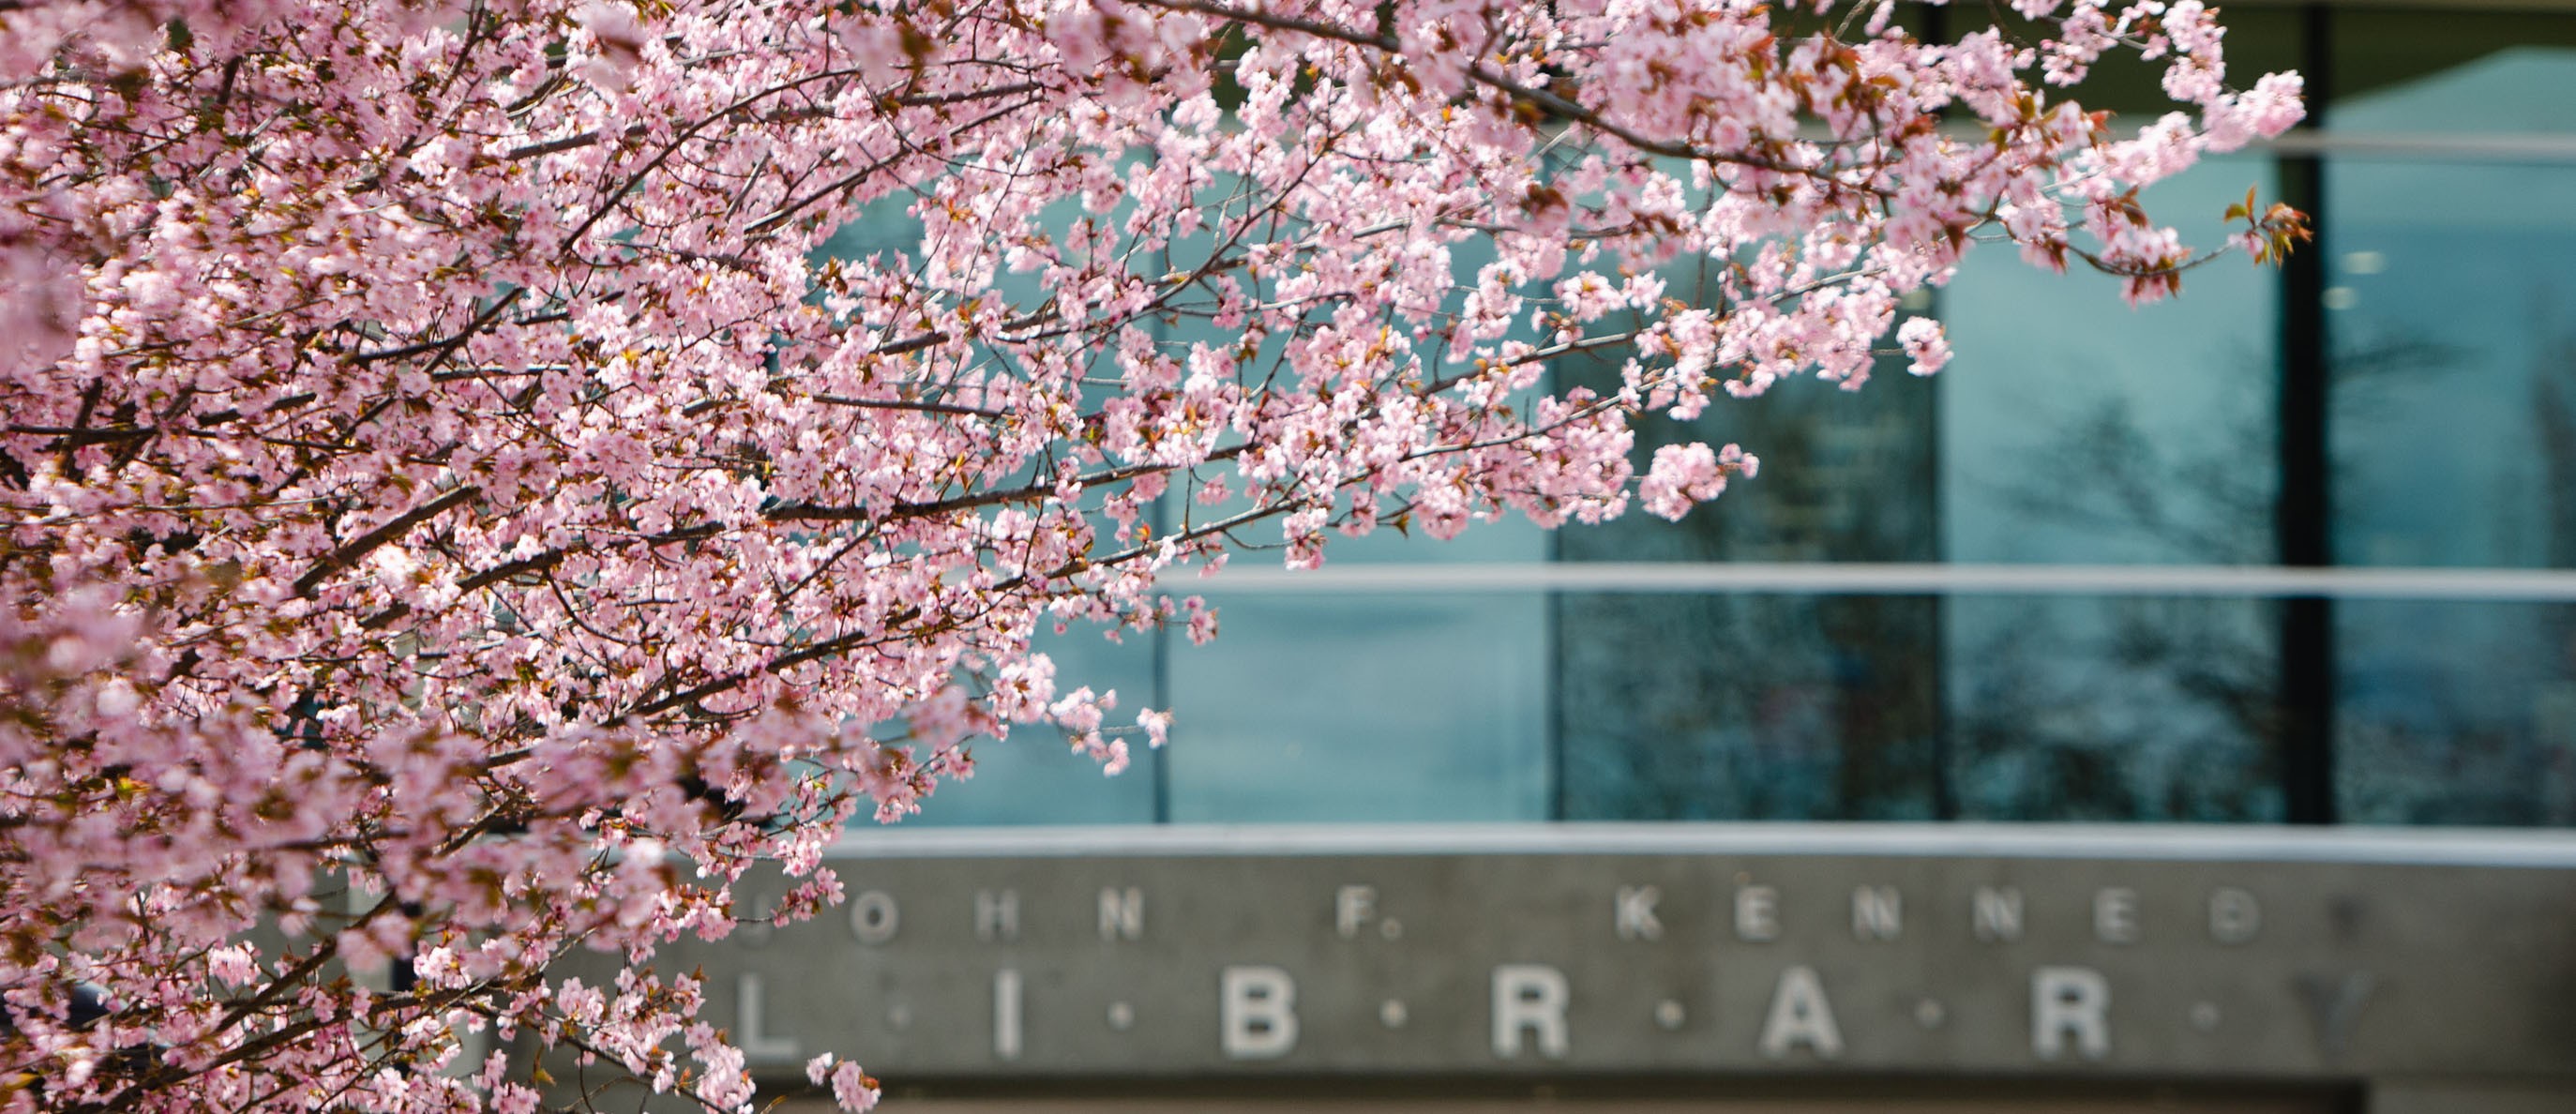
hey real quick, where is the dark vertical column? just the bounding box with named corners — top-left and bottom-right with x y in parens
top-left (1928, 355), bottom-right (1957, 821)
top-left (2278, 3), bottom-right (2337, 824)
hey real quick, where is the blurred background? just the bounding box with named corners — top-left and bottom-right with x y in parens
top-left (898, 4), bottom-right (2576, 835)
top-left (716, 7), bottom-right (2576, 1114)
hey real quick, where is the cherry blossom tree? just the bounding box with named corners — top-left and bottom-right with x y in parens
top-left (0, 0), bottom-right (2304, 1109)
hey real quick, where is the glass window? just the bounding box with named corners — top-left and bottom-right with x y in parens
top-left (2331, 12), bottom-right (2576, 135)
top-left (1553, 257), bottom-right (1938, 819)
top-left (2338, 600), bottom-right (2576, 826)
top-left (2325, 95), bottom-right (2576, 825)
top-left (1949, 594), bottom-right (2283, 822)
top-left (845, 12), bottom-right (2576, 832)
top-left (2327, 158), bottom-right (2576, 569)
top-left (1937, 156), bottom-right (2285, 820)
top-left (1561, 368), bottom-right (1940, 565)
top-left (1559, 591), bottom-right (1941, 820)
top-left (1941, 156), bottom-right (2282, 567)
top-left (1164, 592), bottom-right (1552, 822)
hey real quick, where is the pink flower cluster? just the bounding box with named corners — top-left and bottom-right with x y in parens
top-left (0, 0), bottom-right (2300, 1110)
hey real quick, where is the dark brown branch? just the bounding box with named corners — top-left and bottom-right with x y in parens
top-left (294, 485), bottom-right (483, 597)
top-left (808, 396), bottom-right (1011, 419)
top-left (350, 287), bottom-right (528, 366)
top-left (1136, 0), bottom-right (1821, 178)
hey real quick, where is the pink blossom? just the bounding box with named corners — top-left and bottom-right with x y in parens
top-left (1137, 708), bottom-right (1174, 748)
top-left (830, 1061), bottom-right (881, 1112)
top-left (1897, 318), bottom-right (1952, 377)
top-left (575, 2), bottom-right (650, 93)
top-left (0, 0), bottom-right (2299, 1108)
top-left (1638, 443), bottom-right (1757, 521)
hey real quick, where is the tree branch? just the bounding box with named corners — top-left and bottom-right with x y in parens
top-left (294, 485), bottom-right (483, 597)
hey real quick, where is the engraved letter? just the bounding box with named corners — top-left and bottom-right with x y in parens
top-left (1099, 886), bottom-right (1144, 942)
top-left (1851, 885), bottom-right (1902, 941)
top-left (1972, 885), bottom-right (2024, 943)
top-left (1490, 964), bottom-right (1571, 1060)
top-left (737, 973), bottom-right (800, 1060)
top-left (2032, 967), bottom-right (2111, 1061)
top-left (975, 889), bottom-right (1019, 943)
top-left (851, 890), bottom-right (899, 945)
top-left (2294, 972), bottom-right (2375, 1060)
top-left (1334, 885), bottom-right (1378, 940)
top-left (2209, 888), bottom-right (2261, 944)
top-left (993, 968), bottom-right (1023, 1061)
top-left (2094, 888), bottom-right (2140, 945)
top-left (1220, 966), bottom-right (1299, 1059)
top-left (1757, 966), bottom-right (1844, 1060)
top-left (1615, 886), bottom-right (1664, 941)
top-left (1735, 885), bottom-right (1781, 942)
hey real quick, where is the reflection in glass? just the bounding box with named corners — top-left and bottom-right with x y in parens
top-left (1950, 595), bottom-right (2282, 821)
top-left (1560, 591), bottom-right (1940, 820)
top-left (2327, 152), bottom-right (2576, 824)
top-left (2338, 601), bottom-right (2576, 826)
top-left (1943, 156), bottom-right (2281, 567)
top-left (1166, 593), bottom-right (1550, 822)
top-left (1558, 324), bottom-right (1940, 820)
top-left (1939, 157), bottom-right (2283, 820)
top-left (2328, 159), bottom-right (2576, 569)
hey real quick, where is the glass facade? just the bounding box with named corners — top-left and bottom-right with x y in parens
top-left (895, 5), bottom-right (2576, 831)
top-left (2324, 18), bottom-right (2576, 827)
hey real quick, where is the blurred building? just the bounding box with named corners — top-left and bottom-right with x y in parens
top-left (671, 6), bottom-right (2576, 1113)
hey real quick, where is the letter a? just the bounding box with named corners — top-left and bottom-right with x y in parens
top-left (1757, 966), bottom-right (1844, 1060)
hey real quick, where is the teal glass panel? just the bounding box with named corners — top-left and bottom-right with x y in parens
top-left (1164, 592), bottom-right (1550, 823)
top-left (1937, 156), bottom-right (2284, 821)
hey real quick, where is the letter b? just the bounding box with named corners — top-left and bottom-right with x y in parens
top-left (1220, 966), bottom-right (1298, 1060)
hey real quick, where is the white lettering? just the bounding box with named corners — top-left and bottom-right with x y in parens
top-left (1490, 964), bottom-right (1571, 1060)
top-left (1972, 885), bottom-right (2024, 943)
top-left (1220, 966), bottom-right (1299, 1059)
top-left (1099, 886), bottom-right (1144, 942)
top-left (1334, 885), bottom-right (1377, 940)
top-left (1851, 885), bottom-right (1902, 941)
top-left (2032, 966), bottom-right (2111, 1061)
top-left (2209, 887), bottom-right (2261, 944)
top-left (736, 973), bottom-right (800, 1060)
top-left (1757, 966), bottom-right (1844, 1060)
top-left (993, 968), bottom-right (1023, 1061)
top-left (2094, 888), bottom-right (2140, 944)
top-left (850, 890), bottom-right (899, 945)
top-left (1614, 885), bottom-right (1663, 941)
top-left (975, 889), bottom-right (1018, 943)
top-left (1735, 885), bottom-right (1780, 942)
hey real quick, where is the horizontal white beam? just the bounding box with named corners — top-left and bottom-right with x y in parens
top-left (1163, 561), bottom-right (2576, 601)
top-left (835, 821), bottom-right (2576, 868)
top-left (2258, 128), bottom-right (2576, 164)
